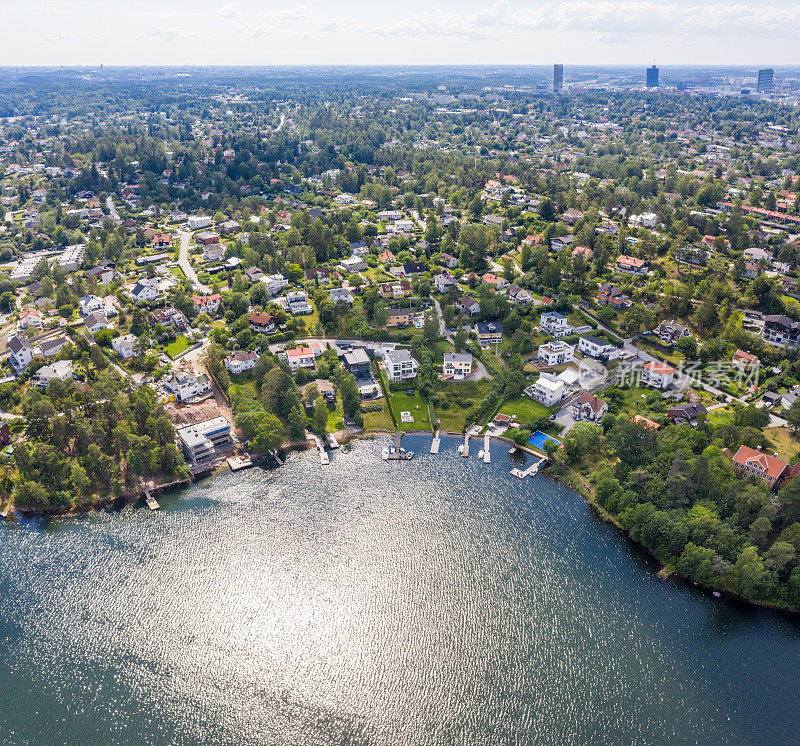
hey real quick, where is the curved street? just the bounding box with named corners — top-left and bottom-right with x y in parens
top-left (177, 230), bottom-right (210, 293)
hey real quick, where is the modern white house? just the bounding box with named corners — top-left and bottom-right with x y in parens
top-left (129, 278), bottom-right (159, 302)
top-left (78, 294), bottom-right (106, 316)
top-left (537, 340), bottom-right (575, 367)
top-left (442, 352), bottom-right (473, 380)
top-left (540, 311), bottom-right (573, 337)
top-left (279, 343), bottom-right (325, 371)
top-left (577, 334), bottom-right (620, 361)
top-left (260, 274), bottom-right (289, 296)
top-left (329, 287), bottom-right (354, 305)
top-left (188, 215), bottom-right (213, 230)
top-left (112, 334), bottom-right (138, 359)
top-left (7, 335), bottom-right (37, 372)
top-left (525, 372), bottom-right (567, 406)
top-left (383, 349), bottom-right (419, 382)
top-left (286, 290), bottom-right (313, 315)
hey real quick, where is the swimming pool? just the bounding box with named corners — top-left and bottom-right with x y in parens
top-left (528, 430), bottom-right (561, 450)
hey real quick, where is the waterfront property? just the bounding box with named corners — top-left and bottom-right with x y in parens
top-left (442, 352), bottom-right (473, 380)
top-left (176, 416), bottom-right (232, 464)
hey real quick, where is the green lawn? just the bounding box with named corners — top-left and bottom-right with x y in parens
top-left (707, 406), bottom-right (734, 426)
top-left (326, 395), bottom-right (345, 432)
top-left (388, 389), bottom-right (433, 431)
top-left (495, 395), bottom-right (552, 425)
top-left (165, 334), bottom-right (191, 359)
top-left (361, 399), bottom-right (395, 431)
top-left (433, 379), bottom-right (492, 433)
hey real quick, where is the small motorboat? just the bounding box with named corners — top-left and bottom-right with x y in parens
top-left (457, 445), bottom-right (464, 455)
top-left (477, 449), bottom-right (484, 459)
top-left (381, 448), bottom-right (389, 460)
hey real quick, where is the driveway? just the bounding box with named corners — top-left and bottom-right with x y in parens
top-left (177, 230), bottom-right (210, 293)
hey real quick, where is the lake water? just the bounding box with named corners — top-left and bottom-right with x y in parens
top-left (0, 433), bottom-right (798, 745)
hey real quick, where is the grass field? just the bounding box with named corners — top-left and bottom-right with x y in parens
top-left (765, 426), bottom-right (800, 463)
top-left (326, 395), bottom-right (345, 432)
top-left (495, 395), bottom-right (551, 425)
top-left (707, 406), bottom-right (734, 426)
top-left (433, 379), bottom-right (492, 433)
top-left (165, 334), bottom-right (191, 359)
top-left (388, 389), bottom-right (432, 431)
top-left (361, 398), bottom-right (395, 431)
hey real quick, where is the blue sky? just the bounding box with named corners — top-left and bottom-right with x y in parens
top-left (6, 0), bottom-right (800, 66)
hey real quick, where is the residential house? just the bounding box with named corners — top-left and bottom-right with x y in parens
top-left (434, 273), bottom-right (457, 293)
top-left (526, 372), bottom-right (566, 406)
top-left (537, 338), bottom-right (574, 366)
top-left (279, 344), bottom-right (325, 372)
top-left (731, 445), bottom-right (792, 489)
top-left (732, 349), bottom-right (759, 369)
top-left (653, 320), bottom-right (690, 345)
top-left (482, 273), bottom-right (509, 289)
top-left (39, 336), bottom-right (69, 359)
top-left (188, 215), bottom-right (213, 230)
top-left (383, 349), bottom-right (419, 382)
top-left (261, 274), bottom-right (289, 296)
top-left (387, 309), bottom-right (414, 327)
top-left (224, 350), bottom-right (258, 374)
top-left (440, 253), bottom-right (458, 269)
top-left (245, 266), bottom-right (264, 283)
top-left (248, 313), bottom-right (276, 334)
top-left (455, 296), bottom-right (480, 316)
top-left (338, 255), bottom-right (368, 273)
top-left (194, 231), bottom-right (220, 246)
top-left (403, 261), bottom-right (427, 276)
top-left (88, 261), bottom-right (117, 284)
top-left (84, 313), bottom-right (111, 335)
top-left (329, 288), bottom-right (354, 305)
top-left (112, 334), bottom-right (138, 359)
top-left (203, 243), bottom-right (225, 262)
top-left (442, 352), bottom-right (473, 380)
top-left (378, 251), bottom-right (395, 264)
top-left (561, 208), bottom-right (584, 225)
top-left (597, 284), bottom-right (630, 309)
top-left (551, 235), bottom-right (575, 252)
top-left (18, 309), bottom-right (43, 330)
top-left (300, 379), bottom-right (335, 402)
top-left (219, 220), bottom-right (241, 235)
top-left (475, 321), bottom-right (503, 346)
top-left (572, 392), bottom-right (608, 422)
top-left (540, 311), bottom-right (573, 338)
top-left (176, 416), bottom-right (232, 464)
top-left (163, 370), bottom-right (211, 402)
top-left (285, 290), bottom-right (313, 315)
top-left (7, 335), bottom-right (37, 372)
top-left (640, 361), bottom-right (676, 389)
top-left (616, 255), bottom-right (648, 275)
top-left (572, 245), bottom-right (593, 260)
top-left (379, 281), bottom-right (412, 299)
top-left (192, 293), bottom-right (222, 315)
top-left (153, 233), bottom-right (171, 249)
top-left (667, 402), bottom-right (708, 425)
top-left (79, 294), bottom-right (106, 317)
top-left (578, 334), bottom-right (620, 361)
top-left (343, 348), bottom-right (371, 379)
top-left (129, 279), bottom-right (159, 302)
top-left (32, 359), bottom-right (73, 389)
top-left (763, 315), bottom-right (800, 348)
top-left (150, 306), bottom-right (189, 331)
top-left (506, 284), bottom-right (533, 305)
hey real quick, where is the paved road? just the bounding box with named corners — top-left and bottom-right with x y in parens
top-left (106, 195), bottom-right (121, 223)
top-left (432, 298), bottom-right (492, 380)
top-left (276, 113), bottom-right (286, 132)
top-left (412, 210), bottom-right (427, 233)
top-left (177, 230), bottom-right (210, 293)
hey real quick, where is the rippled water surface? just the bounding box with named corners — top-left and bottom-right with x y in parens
top-left (1, 434), bottom-right (799, 745)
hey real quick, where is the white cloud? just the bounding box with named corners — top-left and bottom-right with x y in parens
top-left (258, 6), bottom-right (309, 22)
top-left (364, 1), bottom-right (800, 39)
top-left (218, 2), bottom-right (240, 18)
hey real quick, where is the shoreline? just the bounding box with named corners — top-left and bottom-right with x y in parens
top-left (5, 427), bottom-right (798, 615)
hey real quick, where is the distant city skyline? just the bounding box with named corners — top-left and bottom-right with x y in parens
top-left (3, 0), bottom-right (800, 66)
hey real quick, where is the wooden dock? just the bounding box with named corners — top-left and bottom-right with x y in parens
top-left (326, 433), bottom-right (339, 449)
top-left (227, 456), bottom-right (253, 472)
top-left (430, 430), bottom-right (441, 454)
top-left (308, 432), bottom-right (330, 464)
top-left (462, 433), bottom-right (469, 457)
top-left (483, 434), bottom-right (491, 463)
top-left (144, 492), bottom-right (160, 510)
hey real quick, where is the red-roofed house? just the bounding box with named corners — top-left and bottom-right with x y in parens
top-left (192, 293), bottom-right (222, 315)
top-left (640, 361), bottom-right (676, 389)
top-left (616, 255), bottom-right (648, 275)
top-left (731, 445), bottom-right (791, 489)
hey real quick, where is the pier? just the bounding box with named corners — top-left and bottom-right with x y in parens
top-left (510, 457), bottom-right (545, 479)
top-left (483, 434), bottom-right (491, 463)
top-left (430, 430), bottom-right (441, 454)
top-left (326, 433), bottom-right (339, 449)
top-left (227, 455), bottom-right (253, 472)
top-left (307, 432), bottom-right (330, 464)
top-left (144, 492), bottom-right (160, 510)
top-left (462, 433), bottom-right (469, 457)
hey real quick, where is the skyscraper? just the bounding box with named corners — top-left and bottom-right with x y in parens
top-left (553, 64), bottom-right (564, 93)
top-left (646, 65), bottom-right (659, 88)
top-left (757, 68), bottom-right (775, 93)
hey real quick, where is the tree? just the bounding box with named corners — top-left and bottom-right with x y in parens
top-left (251, 413), bottom-right (283, 454)
top-left (313, 396), bottom-right (328, 436)
top-left (786, 398), bottom-right (800, 434)
top-left (731, 545), bottom-right (766, 599)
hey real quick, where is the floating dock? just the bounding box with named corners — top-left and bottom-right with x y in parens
top-left (483, 434), bottom-right (491, 463)
top-left (462, 433), bottom-right (470, 457)
top-left (144, 493), bottom-right (160, 510)
top-left (386, 432), bottom-right (413, 460)
top-left (326, 433), bottom-right (339, 449)
top-left (430, 430), bottom-right (441, 454)
top-left (227, 456), bottom-right (253, 472)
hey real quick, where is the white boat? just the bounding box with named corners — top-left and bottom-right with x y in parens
top-left (381, 447), bottom-right (389, 460)
top-left (457, 445), bottom-right (464, 454)
top-left (477, 449), bottom-right (484, 459)
top-left (508, 447), bottom-right (517, 454)
top-left (406, 450), bottom-right (415, 459)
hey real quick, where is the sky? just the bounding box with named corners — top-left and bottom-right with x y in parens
top-left (4, 0), bottom-right (800, 66)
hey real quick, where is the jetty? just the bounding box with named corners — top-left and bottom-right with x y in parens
top-left (326, 433), bottom-right (339, 449)
top-left (144, 491), bottom-right (160, 510)
top-left (308, 432), bottom-right (329, 464)
top-left (483, 434), bottom-right (491, 463)
top-left (227, 455), bottom-right (252, 472)
top-left (385, 432), bottom-right (414, 461)
top-left (430, 430), bottom-right (441, 454)
top-left (510, 457), bottom-right (545, 479)
top-left (462, 433), bottom-right (470, 457)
